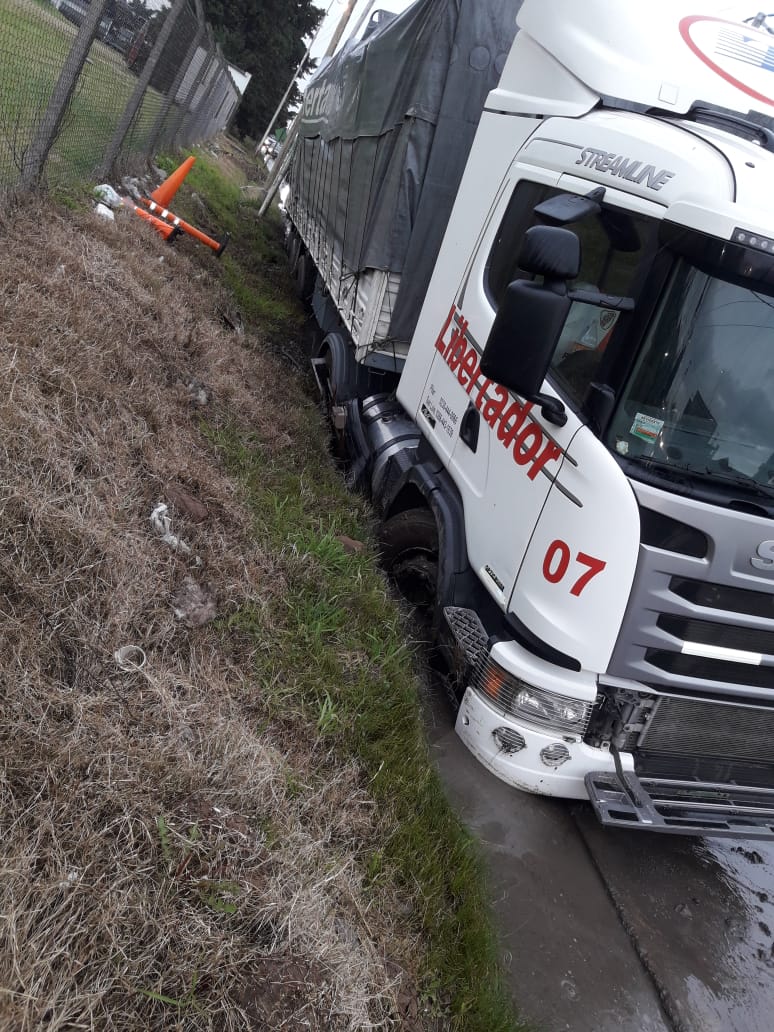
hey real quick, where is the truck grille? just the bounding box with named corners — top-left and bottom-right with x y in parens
top-left (670, 577), bottom-right (774, 621)
top-left (633, 695), bottom-right (774, 789)
top-left (608, 485), bottom-right (774, 700)
top-left (657, 613), bottom-right (774, 655)
top-left (645, 650), bottom-right (773, 690)
top-left (640, 695), bottom-right (774, 759)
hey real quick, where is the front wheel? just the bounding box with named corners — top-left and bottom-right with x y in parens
top-left (378, 508), bottom-right (439, 612)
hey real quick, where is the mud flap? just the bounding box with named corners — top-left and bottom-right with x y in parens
top-left (585, 771), bottom-right (774, 840)
top-left (311, 356), bottom-right (330, 402)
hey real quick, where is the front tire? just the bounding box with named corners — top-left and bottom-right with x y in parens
top-left (378, 508), bottom-right (439, 612)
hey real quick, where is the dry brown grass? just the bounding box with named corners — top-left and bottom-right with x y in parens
top-left (0, 202), bottom-right (420, 1029)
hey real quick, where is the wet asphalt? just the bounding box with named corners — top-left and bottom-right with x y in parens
top-left (424, 688), bottom-right (774, 1032)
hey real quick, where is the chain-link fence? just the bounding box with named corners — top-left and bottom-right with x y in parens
top-left (0, 0), bottom-right (241, 193)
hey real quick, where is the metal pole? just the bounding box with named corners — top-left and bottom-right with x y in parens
top-left (254, 43), bottom-right (314, 158)
top-left (20, 0), bottom-right (111, 188)
top-left (340, 0), bottom-right (379, 49)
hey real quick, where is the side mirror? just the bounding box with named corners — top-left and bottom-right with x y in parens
top-left (480, 225), bottom-right (581, 426)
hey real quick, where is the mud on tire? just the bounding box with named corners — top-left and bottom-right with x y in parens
top-left (378, 508), bottom-right (439, 612)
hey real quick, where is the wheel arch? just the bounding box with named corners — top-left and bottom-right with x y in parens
top-left (380, 449), bottom-right (475, 616)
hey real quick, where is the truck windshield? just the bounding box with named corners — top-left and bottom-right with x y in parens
top-left (606, 260), bottom-right (774, 496)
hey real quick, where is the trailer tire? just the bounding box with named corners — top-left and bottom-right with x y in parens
top-left (287, 233), bottom-right (301, 272)
top-left (378, 508), bottom-right (439, 611)
top-left (295, 252), bottom-right (316, 301)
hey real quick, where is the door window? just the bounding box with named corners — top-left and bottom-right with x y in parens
top-left (486, 183), bottom-right (659, 410)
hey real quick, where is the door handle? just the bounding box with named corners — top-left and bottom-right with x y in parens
top-left (459, 404), bottom-right (480, 453)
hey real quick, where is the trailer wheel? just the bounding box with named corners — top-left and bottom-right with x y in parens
top-left (287, 233), bottom-right (302, 273)
top-left (378, 508), bottom-right (439, 611)
top-left (295, 252), bottom-right (316, 301)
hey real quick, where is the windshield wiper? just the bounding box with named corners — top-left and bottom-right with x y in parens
top-left (703, 466), bottom-right (774, 501)
top-left (632, 456), bottom-right (774, 501)
top-left (636, 456), bottom-right (699, 483)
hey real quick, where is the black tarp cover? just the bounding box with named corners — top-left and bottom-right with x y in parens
top-left (290, 0), bottom-right (520, 345)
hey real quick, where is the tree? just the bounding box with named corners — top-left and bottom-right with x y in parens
top-left (203, 0), bottom-right (322, 139)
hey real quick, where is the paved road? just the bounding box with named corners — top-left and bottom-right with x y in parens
top-left (424, 688), bottom-right (774, 1032)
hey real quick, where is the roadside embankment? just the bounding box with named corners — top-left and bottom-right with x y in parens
top-left (0, 146), bottom-right (523, 1031)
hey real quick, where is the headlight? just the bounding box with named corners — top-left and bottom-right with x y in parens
top-left (475, 658), bottom-right (593, 734)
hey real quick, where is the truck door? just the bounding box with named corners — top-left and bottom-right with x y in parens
top-left (417, 171), bottom-right (660, 613)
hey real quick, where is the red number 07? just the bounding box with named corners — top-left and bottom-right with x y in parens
top-left (542, 540), bottom-right (606, 597)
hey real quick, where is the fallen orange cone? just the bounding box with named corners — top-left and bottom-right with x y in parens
top-left (141, 198), bottom-right (229, 257)
top-left (149, 155), bottom-right (196, 209)
top-left (130, 203), bottom-right (181, 241)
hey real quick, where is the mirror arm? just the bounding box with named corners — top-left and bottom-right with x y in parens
top-left (528, 392), bottom-right (568, 427)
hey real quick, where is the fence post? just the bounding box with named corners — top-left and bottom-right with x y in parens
top-left (20, 0), bottom-right (110, 189)
top-left (167, 28), bottom-right (214, 149)
top-left (147, 0), bottom-right (205, 156)
top-left (99, 0), bottom-right (190, 177)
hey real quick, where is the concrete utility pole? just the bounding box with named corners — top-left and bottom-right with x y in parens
top-left (258, 0), bottom-right (376, 217)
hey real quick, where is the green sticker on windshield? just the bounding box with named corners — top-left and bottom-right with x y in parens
top-left (630, 412), bottom-right (664, 443)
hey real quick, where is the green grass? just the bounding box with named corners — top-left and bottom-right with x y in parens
top-left (174, 147), bottom-right (527, 1030)
top-left (210, 423), bottom-right (523, 1031)
top-left (0, 0), bottom-right (172, 188)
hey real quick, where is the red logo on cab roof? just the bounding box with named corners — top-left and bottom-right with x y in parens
top-left (680, 15), bottom-right (774, 107)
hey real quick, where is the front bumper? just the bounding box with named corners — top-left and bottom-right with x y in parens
top-left (456, 685), bottom-right (625, 799)
top-left (586, 770), bottom-right (774, 840)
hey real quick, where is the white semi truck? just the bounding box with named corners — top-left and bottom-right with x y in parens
top-left (284, 0), bottom-right (774, 837)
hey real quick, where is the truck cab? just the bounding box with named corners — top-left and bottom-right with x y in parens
top-left (286, 0), bottom-right (774, 837)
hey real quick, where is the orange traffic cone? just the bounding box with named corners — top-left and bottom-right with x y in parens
top-left (131, 203), bottom-right (181, 241)
top-left (141, 198), bottom-right (229, 257)
top-left (149, 155), bottom-right (196, 208)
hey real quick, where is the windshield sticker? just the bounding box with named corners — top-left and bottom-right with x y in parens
top-left (630, 412), bottom-right (664, 443)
